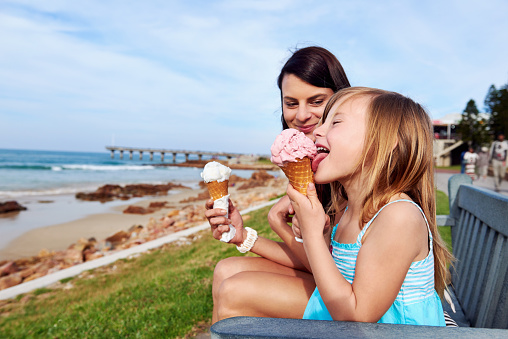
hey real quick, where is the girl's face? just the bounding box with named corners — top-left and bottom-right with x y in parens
top-left (281, 74), bottom-right (334, 142)
top-left (312, 95), bottom-right (369, 184)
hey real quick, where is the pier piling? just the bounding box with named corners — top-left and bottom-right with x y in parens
top-left (105, 146), bottom-right (243, 163)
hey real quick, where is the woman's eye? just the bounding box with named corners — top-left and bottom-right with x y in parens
top-left (285, 102), bottom-right (297, 108)
top-left (311, 100), bottom-right (324, 106)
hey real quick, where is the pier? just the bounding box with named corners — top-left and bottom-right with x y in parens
top-left (105, 146), bottom-right (243, 162)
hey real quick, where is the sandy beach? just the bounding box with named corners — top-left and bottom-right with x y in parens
top-left (0, 175), bottom-right (287, 262)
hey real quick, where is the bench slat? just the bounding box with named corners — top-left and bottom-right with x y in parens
top-left (462, 222), bottom-right (488, 313)
top-left (492, 260), bottom-right (508, 328)
top-left (458, 217), bottom-right (481, 301)
top-left (477, 235), bottom-right (508, 328)
top-left (469, 228), bottom-right (496, 324)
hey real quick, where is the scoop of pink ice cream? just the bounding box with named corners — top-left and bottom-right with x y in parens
top-left (270, 128), bottom-right (317, 166)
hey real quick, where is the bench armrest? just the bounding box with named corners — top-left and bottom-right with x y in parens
top-left (436, 214), bottom-right (455, 226)
top-left (211, 317), bottom-right (508, 338)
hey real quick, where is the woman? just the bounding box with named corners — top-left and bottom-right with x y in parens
top-left (205, 46), bottom-right (351, 323)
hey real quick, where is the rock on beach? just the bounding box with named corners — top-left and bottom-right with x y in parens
top-left (0, 201), bottom-right (27, 214)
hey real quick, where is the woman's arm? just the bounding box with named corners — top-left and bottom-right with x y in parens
top-left (288, 184), bottom-right (426, 322)
top-left (205, 198), bottom-right (308, 270)
top-left (268, 196), bottom-right (336, 272)
top-left (267, 196), bottom-right (312, 271)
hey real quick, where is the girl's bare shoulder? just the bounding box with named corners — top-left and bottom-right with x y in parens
top-left (369, 196), bottom-right (427, 240)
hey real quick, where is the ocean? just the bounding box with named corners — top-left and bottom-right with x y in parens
top-left (1, 148), bottom-right (216, 198)
top-left (0, 148), bottom-right (263, 251)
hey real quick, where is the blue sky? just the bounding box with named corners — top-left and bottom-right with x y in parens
top-left (1, 1), bottom-right (507, 154)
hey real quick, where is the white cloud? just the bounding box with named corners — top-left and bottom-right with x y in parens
top-left (0, 0), bottom-right (507, 153)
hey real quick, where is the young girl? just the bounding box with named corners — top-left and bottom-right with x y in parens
top-left (287, 87), bottom-right (452, 325)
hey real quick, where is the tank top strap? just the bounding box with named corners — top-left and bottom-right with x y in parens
top-left (356, 199), bottom-right (432, 247)
top-left (331, 206), bottom-right (348, 240)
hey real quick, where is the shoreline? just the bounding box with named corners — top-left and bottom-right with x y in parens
top-left (152, 159), bottom-right (279, 171)
top-left (0, 188), bottom-right (198, 261)
top-left (0, 173), bottom-right (286, 262)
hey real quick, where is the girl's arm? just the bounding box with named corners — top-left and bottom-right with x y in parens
top-left (287, 183), bottom-right (426, 322)
top-left (205, 198), bottom-right (308, 270)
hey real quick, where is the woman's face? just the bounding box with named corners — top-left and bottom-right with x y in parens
top-left (281, 74), bottom-right (334, 142)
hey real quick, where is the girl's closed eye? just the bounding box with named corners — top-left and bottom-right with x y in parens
top-left (332, 118), bottom-right (342, 125)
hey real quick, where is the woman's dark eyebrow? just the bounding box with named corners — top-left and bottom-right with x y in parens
top-left (283, 93), bottom-right (329, 101)
top-left (308, 93), bottom-right (329, 100)
top-left (283, 95), bottom-right (297, 101)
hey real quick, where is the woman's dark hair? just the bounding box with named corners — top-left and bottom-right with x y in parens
top-left (277, 46), bottom-right (351, 130)
top-left (277, 46), bottom-right (351, 213)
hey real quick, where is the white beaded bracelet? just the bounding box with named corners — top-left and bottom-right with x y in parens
top-left (236, 227), bottom-right (258, 253)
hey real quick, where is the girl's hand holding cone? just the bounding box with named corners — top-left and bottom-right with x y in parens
top-left (286, 182), bottom-right (329, 241)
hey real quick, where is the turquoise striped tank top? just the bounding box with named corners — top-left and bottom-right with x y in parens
top-left (303, 199), bottom-right (446, 326)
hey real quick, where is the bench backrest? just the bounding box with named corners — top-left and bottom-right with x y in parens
top-left (448, 175), bottom-right (508, 329)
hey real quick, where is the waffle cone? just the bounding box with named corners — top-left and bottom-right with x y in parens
top-left (281, 157), bottom-right (314, 195)
top-left (206, 180), bottom-right (229, 200)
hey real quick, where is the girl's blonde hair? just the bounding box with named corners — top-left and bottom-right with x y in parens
top-left (323, 87), bottom-right (453, 297)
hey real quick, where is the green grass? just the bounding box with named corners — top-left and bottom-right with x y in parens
top-left (436, 165), bottom-right (461, 172)
top-left (0, 206), bottom-right (278, 339)
top-left (257, 157), bottom-right (274, 165)
top-left (436, 189), bottom-right (452, 251)
top-left (0, 192), bottom-right (451, 338)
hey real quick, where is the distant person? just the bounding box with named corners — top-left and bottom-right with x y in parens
top-left (476, 147), bottom-right (489, 181)
top-left (489, 133), bottom-right (508, 192)
top-left (463, 146), bottom-right (478, 180)
top-left (460, 150), bottom-right (466, 174)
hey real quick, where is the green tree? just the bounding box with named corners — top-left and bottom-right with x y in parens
top-left (484, 83), bottom-right (508, 137)
top-left (458, 99), bottom-right (490, 147)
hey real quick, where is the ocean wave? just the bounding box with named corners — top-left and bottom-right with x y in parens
top-left (0, 164), bottom-right (157, 171)
top-left (59, 164), bottom-right (156, 171)
top-left (0, 186), bottom-right (99, 198)
top-left (0, 164), bottom-right (53, 170)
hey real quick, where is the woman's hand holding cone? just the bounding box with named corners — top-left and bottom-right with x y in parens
top-left (205, 198), bottom-right (245, 245)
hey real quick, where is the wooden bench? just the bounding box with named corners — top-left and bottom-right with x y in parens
top-left (438, 174), bottom-right (508, 328)
top-left (211, 174), bottom-right (508, 338)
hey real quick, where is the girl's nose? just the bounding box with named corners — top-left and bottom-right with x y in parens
top-left (313, 124), bottom-right (324, 139)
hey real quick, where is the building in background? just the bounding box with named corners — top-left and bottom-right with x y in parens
top-left (433, 113), bottom-right (465, 167)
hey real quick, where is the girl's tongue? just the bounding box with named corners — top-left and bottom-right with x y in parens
top-left (312, 153), bottom-right (328, 172)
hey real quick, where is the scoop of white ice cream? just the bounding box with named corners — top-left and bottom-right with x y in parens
top-left (201, 161), bottom-right (232, 183)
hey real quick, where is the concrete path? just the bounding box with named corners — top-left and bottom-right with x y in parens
top-left (435, 170), bottom-right (508, 197)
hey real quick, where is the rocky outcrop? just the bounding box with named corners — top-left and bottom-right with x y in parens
top-left (0, 201), bottom-right (27, 214)
top-left (0, 173), bottom-right (285, 291)
top-left (238, 170), bottom-right (275, 190)
top-left (190, 170), bottom-right (275, 202)
top-left (122, 201), bottom-right (169, 215)
top-left (76, 183), bottom-right (190, 202)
